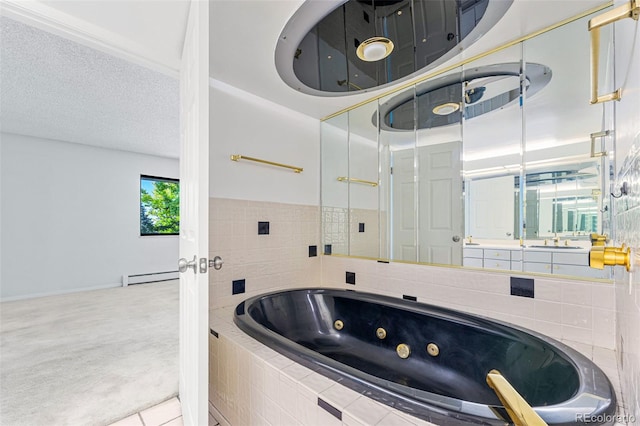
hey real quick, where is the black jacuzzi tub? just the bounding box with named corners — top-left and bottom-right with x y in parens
top-left (234, 288), bottom-right (616, 425)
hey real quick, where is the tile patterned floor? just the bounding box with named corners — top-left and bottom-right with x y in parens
top-left (107, 397), bottom-right (220, 426)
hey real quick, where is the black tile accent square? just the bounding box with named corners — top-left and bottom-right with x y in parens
top-left (403, 295), bottom-right (417, 301)
top-left (232, 279), bottom-right (246, 295)
top-left (210, 329), bottom-right (219, 338)
top-left (318, 398), bottom-right (342, 420)
top-left (359, 222), bottom-right (365, 233)
top-left (346, 271), bottom-right (356, 285)
top-left (308, 245), bottom-right (318, 257)
top-left (324, 244), bottom-right (332, 255)
top-left (510, 277), bottom-right (534, 298)
top-left (258, 221), bottom-right (270, 235)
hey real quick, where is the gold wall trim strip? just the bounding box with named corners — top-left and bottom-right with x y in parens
top-left (321, 1), bottom-right (612, 121)
top-left (230, 154), bottom-right (303, 173)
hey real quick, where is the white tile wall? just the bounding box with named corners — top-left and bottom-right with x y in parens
top-left (322, 207), bottom-right (383, 258)
top-left (322, 206), bottom-right (349, 255)
top-left (209, 198), bottom-right (321, 309)
top-left (321, 256), bottom-right (616, 349)
top-left (613, 134), bottom-right (640, 423)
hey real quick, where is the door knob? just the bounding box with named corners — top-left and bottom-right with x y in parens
top-left (178, 255), bottom-right (197, 273)
top-left (209, 256), bottom-right (224, 270)
top-left (452, 235), bottom-right (461, 242)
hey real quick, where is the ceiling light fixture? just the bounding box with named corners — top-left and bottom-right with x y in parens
top-left (432, 102), bottom-right (460, 116)
top-left (356, 37), bottom-right (394, 62)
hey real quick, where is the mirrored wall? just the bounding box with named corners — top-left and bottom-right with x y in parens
top-left (321, 9), bottom-right (615, 280)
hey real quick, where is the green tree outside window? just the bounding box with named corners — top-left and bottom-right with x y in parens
top-left (140, 176), bottom-right (179, 235)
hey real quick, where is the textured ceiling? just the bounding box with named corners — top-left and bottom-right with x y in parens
top-left (0, 0), bottom-right (608, 160)
top-left (0, 16), bottom-right (180, 158)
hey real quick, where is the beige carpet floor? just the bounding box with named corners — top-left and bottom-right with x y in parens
top-left (0, 281), bottom-right (179, 426)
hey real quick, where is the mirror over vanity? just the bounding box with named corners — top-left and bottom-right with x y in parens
top-left (321, 8), bottom-right (615, 281)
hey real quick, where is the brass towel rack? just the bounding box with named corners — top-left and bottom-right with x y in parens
top-left (337, 177), bottom-right (378, 187)
top-left (588, 0), bottom-right (639, 104)
top-left (230, 155), bottom-right (303, 173)
top-left (590, 130), bottom-right (612, 157)
top-left (486, 369), bottom-right (547, 426)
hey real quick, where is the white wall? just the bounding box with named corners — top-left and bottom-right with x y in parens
top-left (209, 80), bottom-right (320, 205)
top-left (207, 80), bottom-right (322, 305)
top-left (0, 133), bottom-right (179, 300)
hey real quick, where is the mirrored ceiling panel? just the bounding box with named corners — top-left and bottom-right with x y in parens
top-left (279, 0), bottom-right (513, 95)
top-left (377, 62), bottom-right (550, 131)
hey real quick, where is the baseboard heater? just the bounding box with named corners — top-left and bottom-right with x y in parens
top-left (122, 271), bottom-right (179, 286)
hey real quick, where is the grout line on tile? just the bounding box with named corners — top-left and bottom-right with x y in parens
top-left (159, 415), bottom-right (182, 426)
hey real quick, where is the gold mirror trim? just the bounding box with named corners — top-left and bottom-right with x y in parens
top-left (321, 1), bottom-right (612, 121)
top-left (486, 369), bottom-right (548, 426)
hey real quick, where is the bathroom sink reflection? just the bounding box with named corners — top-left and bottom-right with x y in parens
top-left (527, 245), bottom-right (583, 249)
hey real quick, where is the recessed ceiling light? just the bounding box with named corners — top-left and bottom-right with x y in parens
top-left (356, 37), bottom-right (394, 62)
top-left (432, 102), bottom-right (460, 115)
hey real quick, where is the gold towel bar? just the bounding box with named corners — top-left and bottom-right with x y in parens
top-left (230, 155), bottom-right (303, 173)
top-left (486, 369), bottom-right (547, 426)
top-left (588, 0), bottom-right (639, 104)
top-left (337, 177), bottom-right (378, 187)
top-left (590, 130), bottom-right (611, 157)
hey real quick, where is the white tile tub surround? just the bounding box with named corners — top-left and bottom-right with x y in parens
top-left (209, 307), bottom-right (438, 426)
top-left (209, 198), bottom-right (322, 309)
top-left (613, 135), bottom-right (640, 423)
top-left (209, 305), bottom-right (627, 426)
top-left (321, 256), bottom-right (616, 349)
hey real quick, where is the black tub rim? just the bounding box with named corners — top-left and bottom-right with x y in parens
top-left (233, 287), bottom-right (616, 425)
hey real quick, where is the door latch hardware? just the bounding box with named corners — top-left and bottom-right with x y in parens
top-left (209, 256), bottom-right (224, 270)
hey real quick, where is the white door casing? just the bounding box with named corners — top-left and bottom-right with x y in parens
top-left (179, 1), bottom-right (209, 425)
top-left (418, 141), bottom-right (463, 265)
